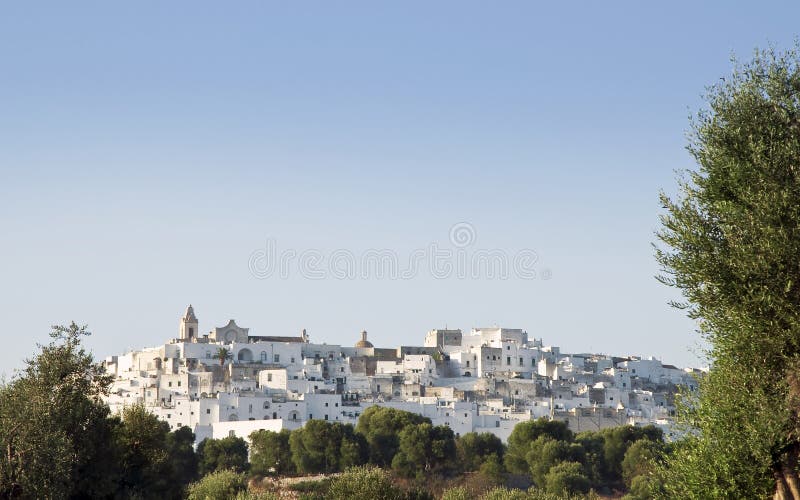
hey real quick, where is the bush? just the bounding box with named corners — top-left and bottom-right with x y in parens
top-left (480, 487), bottom-right (530, 500)
top-left (479, 454), bottom-right (505, 486)
top-left (233, 491), bottom-right (280, 500)
top-left (288, 478), bottom-right (332, 493)
top-left (186, 469), bottom-right (247, 500)
top-left (621, 439), bottom-right (664, 488)
top-left (543, 462), bottom-right (590, 496)
top-left (479, 486), bottom-right (592, 500)
top-left (327, 466), bottom-right (403, 500)
top-left (622, 473), bottom-right (663, 500)
top-left (440, 486), bottom-right (472, 500)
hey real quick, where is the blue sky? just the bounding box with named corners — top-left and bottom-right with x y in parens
top-left (1, 2), bottom-right (798, 374)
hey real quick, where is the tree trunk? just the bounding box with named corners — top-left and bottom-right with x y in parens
top-left (774, 451), bottom-right (800, 500)
top-left (776, 471), bottom-right (790, 500)
top-left (783, 454), bottom-right (800, 500)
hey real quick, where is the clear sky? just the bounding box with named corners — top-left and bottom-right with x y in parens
top-left (1, 2), bottom-right (798, 375)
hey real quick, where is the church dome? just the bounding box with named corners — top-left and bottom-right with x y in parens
top-left (355, 330), bottom-right (374, 348)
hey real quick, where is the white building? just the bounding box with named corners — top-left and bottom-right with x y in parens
top-left (102, 306), bottom-right (695, 445)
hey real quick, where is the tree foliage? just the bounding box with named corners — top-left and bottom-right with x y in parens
top-left (505, 419), bottom-right (573, 474)
top-left (543, 461), bottom-right (591, 496)
top-left (115, 404), bottom-right (198, 498)
top-left (250, 428), bottom-right (294, 476)
top-left (597, 425), bottom-right (662, 488)
top-left (326, 466), bottom-right (404, 500)
top-left (289, 420), bottom-right (366, 474)
top-left (457, 432), bottom-right (506, 472)
top-left (620, 439), bottom-right (665, 489)
top-left (392, 422), bottom-right (457, 478)
top-left (527, 436), bottom-right (586, 488)
top-left (655, 45), bottom-right (800, 499)
top-left (186, 469), bottom-right (248, 500)
top-left (197, 436), bottom-right (249, 475)
top-left (355, 406), bottom-right (430, 467)
top-left (0, 323), bottom-right (117, 499)
top-left (0, 323), bottom-right (199, 499)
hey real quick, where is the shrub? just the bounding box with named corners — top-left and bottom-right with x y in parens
top-left (480, 487), bottom-right (530, 500)
top-left (288, 478), bottom-right (332, 493)
top-left (440, 486), bottom-right (471, 500)
top-left (543, 462), bottom-right (590, 496)
top-left (327, 466), bottom-right (403, 500)
top-left (186, 469), bottom-right (247, 500)
top-left (479, 454), bottom-right (505, 487)
top-left (233, 491), bottom-right (280, 500)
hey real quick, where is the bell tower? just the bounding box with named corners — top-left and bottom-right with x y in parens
top-left (180, 304), bottom-right (199, 341)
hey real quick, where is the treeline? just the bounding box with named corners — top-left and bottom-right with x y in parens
top-left (241, 410), bottom-right (667, 498)
top-left (0, 324), bottom-right (668, 499)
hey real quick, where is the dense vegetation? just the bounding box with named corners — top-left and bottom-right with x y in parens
top-left (656, 45), bottom-right (800, 499)
top-left (0, 323), bottom-right (668, 499)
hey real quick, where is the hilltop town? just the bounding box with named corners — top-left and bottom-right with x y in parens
top-left (103, 306), bottom-right (699, 445)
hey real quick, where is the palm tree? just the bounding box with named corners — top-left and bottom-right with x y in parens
top-left (216, 347), bottom-right (232, 367)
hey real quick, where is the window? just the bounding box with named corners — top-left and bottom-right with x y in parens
top-left (309, 414), bottom-right (313, 420)
top-left (466, 361), bottom-right (470, 367)
top-left (267, 373), bottom-right (272, 382)
top-left (274, 354), bottom-right (280, 363)
top-left (168, 381), bottom-right (172, 387)
top-left (249, 404), bottom-right (253, 413)
top-left (229, 430), bottom-right (235, 438)
top-left (325, 402), bottom-right (329, 407)
top-left (519, 357), bottom-right (523, 366)
top-left (507, 357), bottom-right (511, 365)
top-left (340, 367), bottom-right (344, 372)
top-left (188, 327), bottom-right (194, 337)
top-left (206, 409), bottom-right (210, 414)
top-left (177, 381), bottom-right (181, 387)
top-left (291, 357), bottom-right (295, 363)
top-left (273, 412), bottom-right (277, 419)
top-left (507, 345), bottom-right (510, 350)
top-left (324, 414), bottom-right (328, 420)
top-left (260, 351), bottom-right (267, 362)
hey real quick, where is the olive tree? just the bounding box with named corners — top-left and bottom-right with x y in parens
top-left (656, 45), bottom-right (800, 499)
